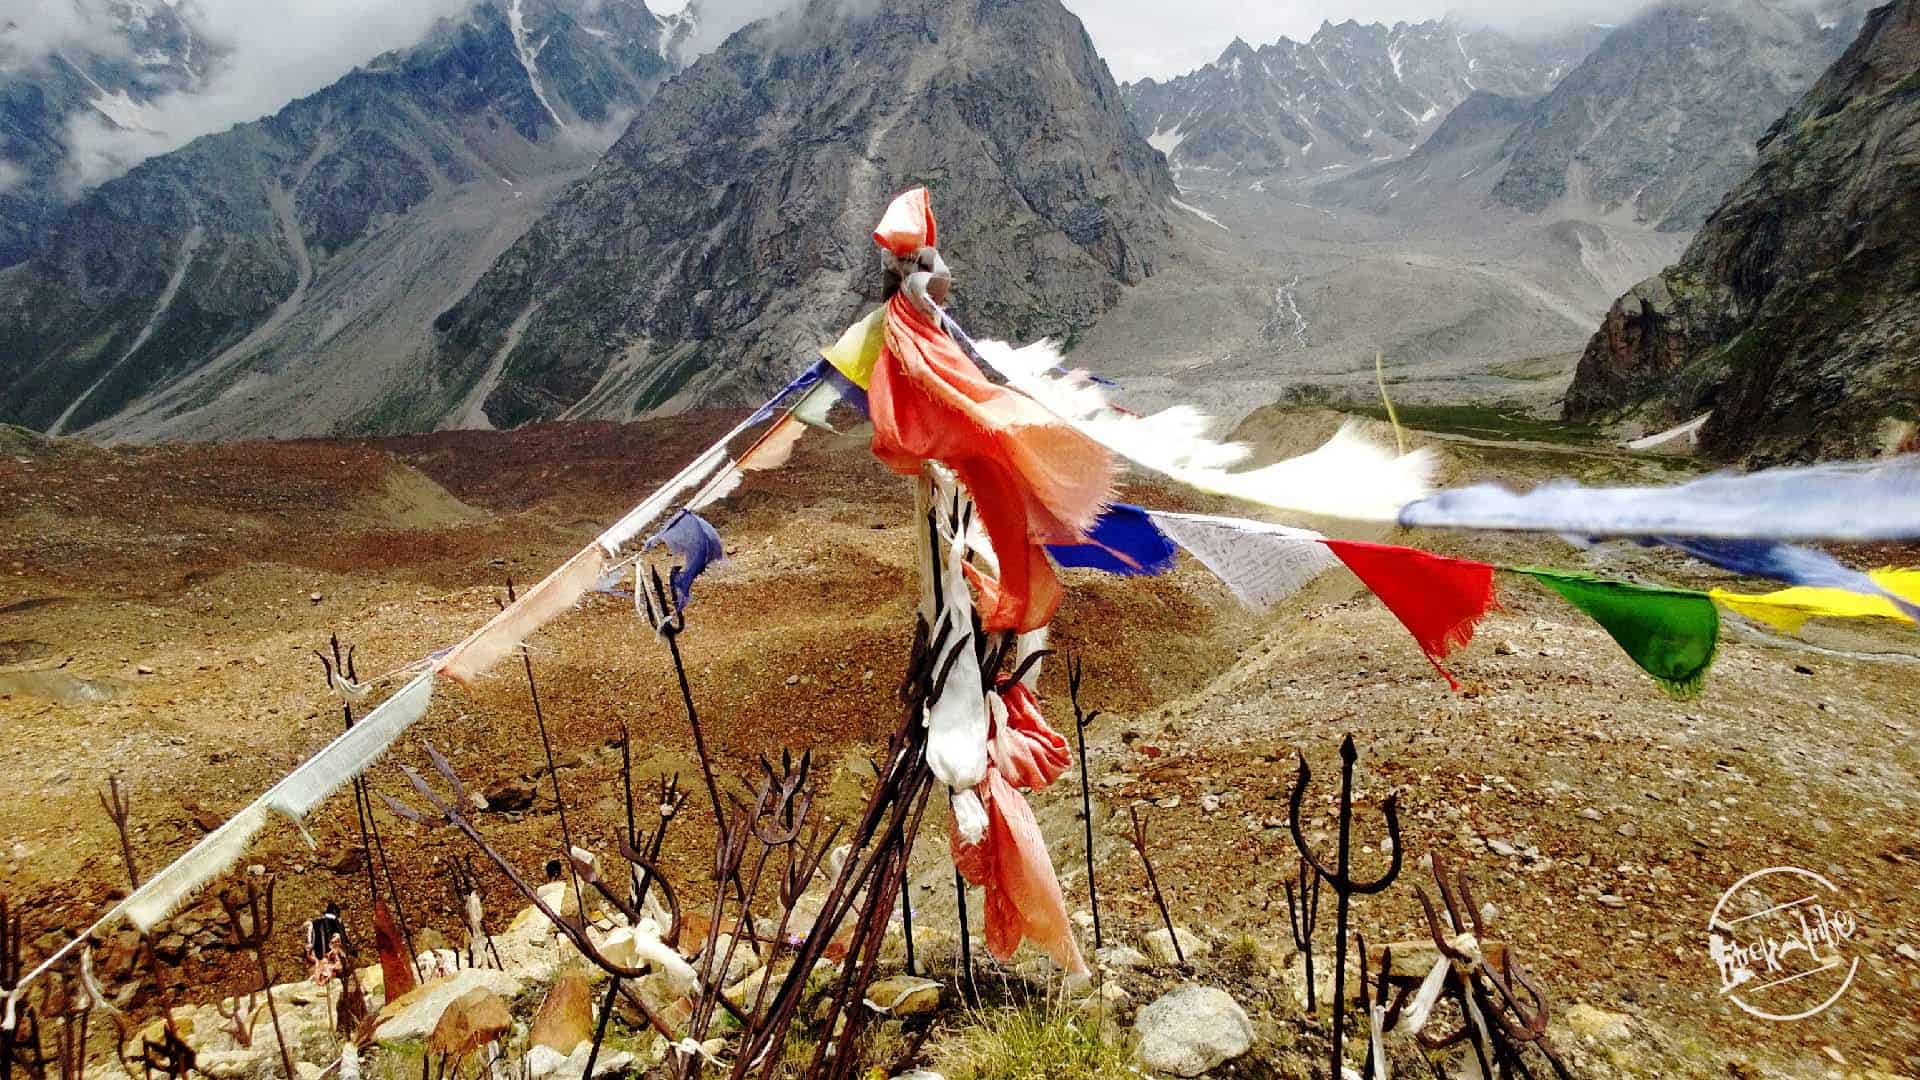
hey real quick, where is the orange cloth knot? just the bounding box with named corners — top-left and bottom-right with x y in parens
top-left (867, 188), bottom-right (1114, 632)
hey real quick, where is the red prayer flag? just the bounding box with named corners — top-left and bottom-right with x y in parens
top-left (1323, 539), bottom-right (1498, 690)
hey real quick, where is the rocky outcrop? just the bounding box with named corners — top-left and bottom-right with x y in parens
top-left (1491, 0), bottom-right (1872, 230)
top-left (429, 0), bottom-right (1175, 428)
top-left (0, 0), bottom-right (674, 439)
top-left (1122, 18), bottom-right (1601, 183)
top-left (1564, 275), bottom-right (1713, 423)
top-left (1565, 0), bottom-right (1920, 463)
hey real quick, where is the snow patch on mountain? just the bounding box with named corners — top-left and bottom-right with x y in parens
top-left (509, 0), bottom-right (567, 129)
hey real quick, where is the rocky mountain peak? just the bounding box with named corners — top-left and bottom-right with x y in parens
top-left (424, 0), bottom-right (1175, 428)
top-left (0, 0), bottom-right (221, 265)
top-left (1489, 0), bottom-right (1874, 229)
top-left (1217, 37), bottom-right (1259, 67)
top-left (0, 0), bottom-right (677, 440)
top-left (1564, 0), bottom-right (1920, 463)
top-left (1121, 16), bottom-right (1602, 182)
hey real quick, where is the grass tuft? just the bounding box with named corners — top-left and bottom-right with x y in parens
top-left (930, 1005), bottom-right (1134, 1080)
top-left (1219, 931), bottom-right (1264, 976)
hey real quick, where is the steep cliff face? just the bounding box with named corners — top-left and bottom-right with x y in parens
top-left (1491, 0), bottom-right (1871, 230)
top-left (0, 0), bottom-right (674, 439)
top-left (429, 0), bottom-right (1175, 429)
top-left (1121, 18), bottom-right (1600, 183)
top-left (1565, 0), bottom-right (1920, 463)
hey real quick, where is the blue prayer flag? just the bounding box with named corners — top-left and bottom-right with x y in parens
top-left (1047, 503), bottom-right (1178, 576)
top-left (644, 509), bottom-right (727, 609)
top-left (746, 360), bottom-right (828, 428)
top-left (1659, 536), bottom-right (1920, 624)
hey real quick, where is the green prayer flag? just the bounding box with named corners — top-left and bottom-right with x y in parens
top-left (1516, 568), bottom-right (1720, 698)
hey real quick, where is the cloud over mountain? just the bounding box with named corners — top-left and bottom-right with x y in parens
top-left (6, 0), bottom-right (476, 190)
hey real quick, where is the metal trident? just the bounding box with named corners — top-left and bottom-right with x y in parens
top-left (378, 744), bottom-right (694, 1045)
top-left (1289, 734), bottom-right (1402, 1080)
top-left (216, 879), bottom-right (294, 1080)
top-left (1413, 855), bottom-right (1572, 1079)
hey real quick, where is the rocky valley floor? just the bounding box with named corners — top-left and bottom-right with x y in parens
top-left (0, 411), bottom-right (1916, 1079)
top-left (1071, 177), bottom-right (1690, 435)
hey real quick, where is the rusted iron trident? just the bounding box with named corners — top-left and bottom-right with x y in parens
top-left (1413, 855), bottom-right (1572, 1079)
top-left (1289, 734), bottom-right (1402, 1080)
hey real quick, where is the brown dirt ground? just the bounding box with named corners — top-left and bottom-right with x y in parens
top-left (1, 411), bottom-right (1916, 1078)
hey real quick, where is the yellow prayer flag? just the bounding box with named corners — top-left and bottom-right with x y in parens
top-left (1710, 568), bottom-right (1920, 634)
top-left (821, 306), bottom-right (886, 390)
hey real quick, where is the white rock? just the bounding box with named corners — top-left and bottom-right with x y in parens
top-left (492, 908), bottom-right (564, 983)
top-left (528, 1045), bottom-right (572, 1079)
top-left (195, 1050), bottom-right (266, 1080)
top-left (1142, 927), bottom-right (1208, 965)
top-left (374, 968), bottom-right (523, 1045)
top-left (540, 1042), bottom-right (634, 1080)
top-left (1133, 985), bottom-right (1254, 1077)
top-left (700, 933), bottom-right (759, 987)
top-left (1095, 944), bottom-right (1151, 970)
top-left (863, 975), bottom-right (940, 1017)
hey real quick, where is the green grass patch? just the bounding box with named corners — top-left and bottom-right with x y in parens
top-left (1352, 403), bottom-right (1607, 446)
top-left (372, 1037), bottom-right (427, 1080)
top-left (930, 1006), bottom-right (1132, 1080)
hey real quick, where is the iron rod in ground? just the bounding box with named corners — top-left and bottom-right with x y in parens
top-left (900, 857), bottom-right (916, 977)
top-left (580, 977), bottom-right (621, 1080)
top-left (364, 790), bottom-right (423, 984)
top-left (953, 867), bottom-right (977, 1007)
top-left (504, 578), bottom-right (587, 912)
top-left (647, 571), bottom-right (756, 931)
top-left (1129, 805), bottom-right (1184, 966)
top-left (1069, 656), bottom-right (1102, 951)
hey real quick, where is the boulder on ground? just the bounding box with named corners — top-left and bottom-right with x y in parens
top-left (1142, 927), bottom-right (1208, 965)
top-left (528, 1041), bottom-right (634, 1080)
top-left (426, 987), bottom-right (512, 1061)
top-left (1133, 984), bottom-right (1254, 1078)
top-left (1096, 944), bottom-right (1150, 970)
top-left (863, 975), bottom-right (940, 1017)
top-left (374, 968), bottom-right (522, 1045)
top-left (1562, 1003), bottom-right (1632, 1042)
top-left (484, 777), bottom-right (536, 812)
top-left (530, 971), bottom-right (596, 1053)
